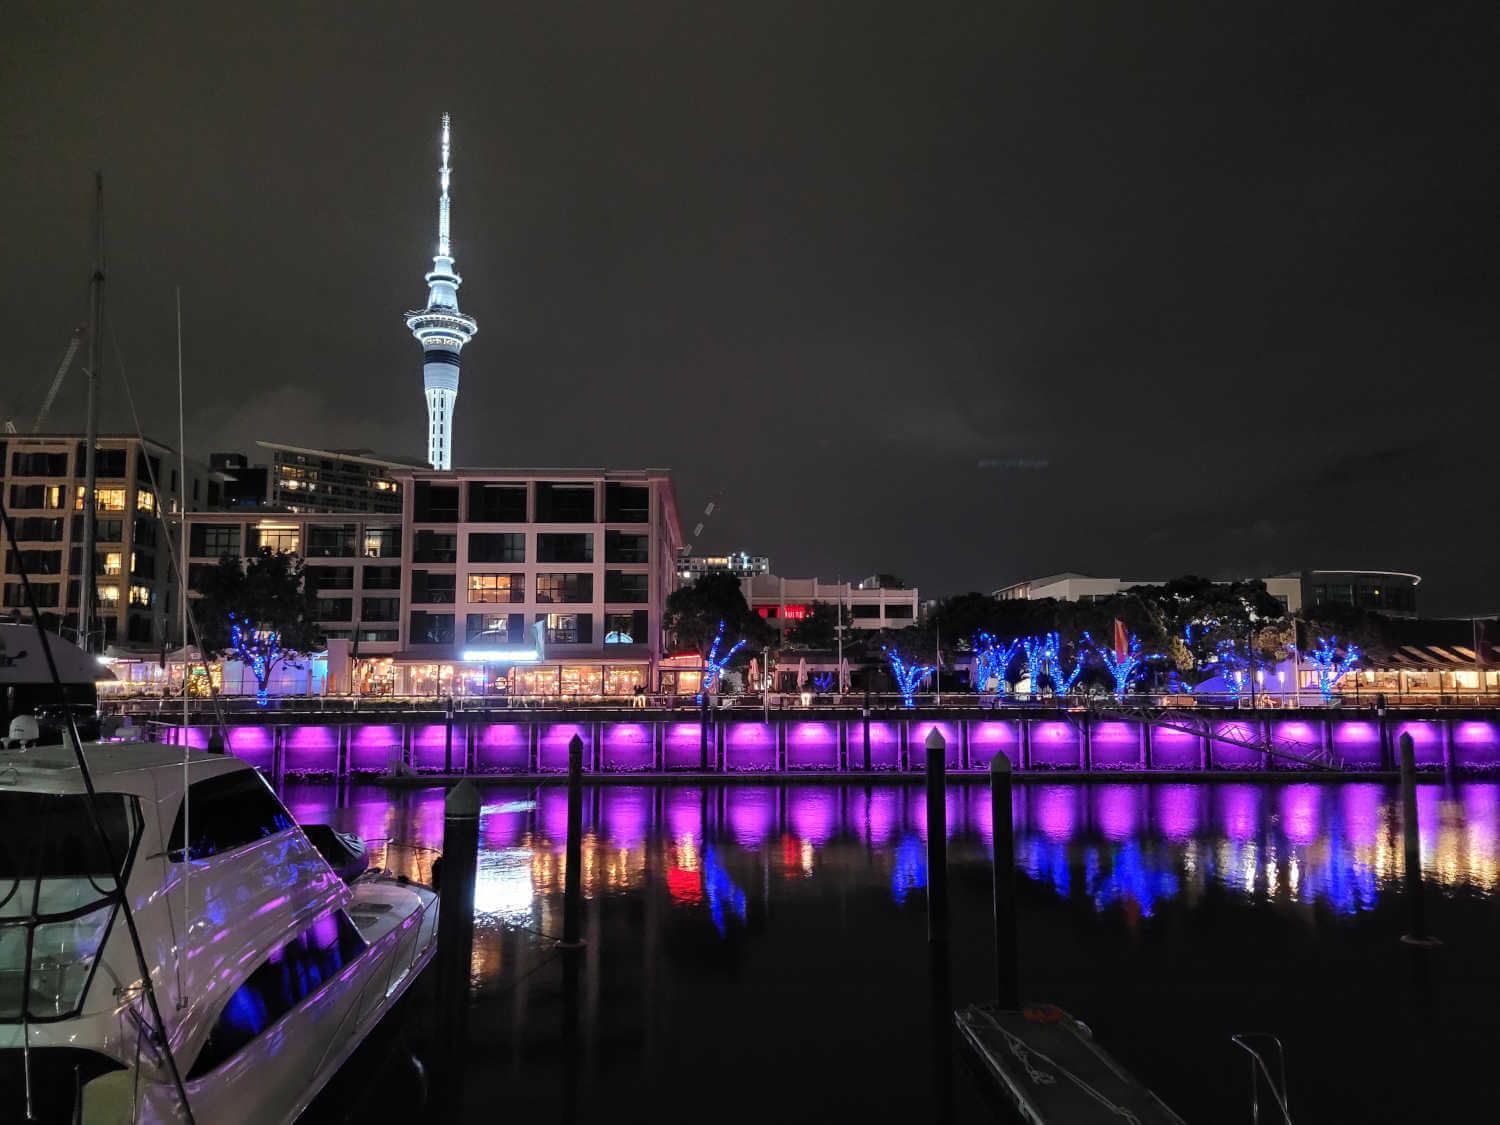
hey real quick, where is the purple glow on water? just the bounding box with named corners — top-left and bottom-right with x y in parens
top-left (1280, 784), bottom-right (1322, 847)
top-left (538, 787), bottom-right (571, 845)
top-left (1339, 784), bottom-right (1383, 850)
top-left (1395, 721), bottom-right (1444, 769)
top-left (857, 787), bottom-right (901, 847)
top-left (727, 787), bottom-right (776, 848)
top-left (968, 720), bottom-right (1019, 769)
top-left (1033, 785), bottom-right (1080, 841)
top-left (907, 786), bottom-right (959, 839)
top-left (602, 787), bottom-right (651, 850)
top-left (1215, 784), bottom-right (1262, 841)
top-left (474, 723), bottom-right (529, 773)
top-left (724, 723), bottom-right (777, 772)
top-left (602, 723), bottom-right (654, 772)
top-left (1090, 722), bottom-right (1141, 770)
top-left (1149, 722), bottom-right (1201, 770)
top-left (663, 722), bottom-right (705, 770)
top-left (1417, 785), bottom-right (1442, 862)
top-left (788, 788), bottom-right (837, 846)
top-left (284, 725), bottom-right (337, 774)
top-left (479, 800), bottom-right (528, 848)
top-left (538, 723), bottom-right (590, 772)
top-left (350, 724), bottom-right (401, 773)
top-left (1463, 783), bottom-right (1499, 872)
top-left (665, 787), bottom-right (703, 844)
top-left (964, 785), bottom-right (1023, 847)
top-left (907, 722), bottom-right (961, 769)
top-left (1152, 784), bottom-right (1201, 840)
top-left (1093, 784), bottom-right (1144, 840)
top-left (410, 724), bottom-right (449, 771)
top-left (1331, 721), bottom-right (1383, 769)
top-left (785, 721), bottom-right (839, 770)
top-left (1453, 721), bottom-right (1500, 769)
top-left (1030, 722), bottom-right (1080, 769)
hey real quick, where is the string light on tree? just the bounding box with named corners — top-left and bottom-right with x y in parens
top-left (1021, 635), bottom-right (1051, 697)
top-left (1044, 631), bottom-right (1087, 696)
top-left (885, 647), bottom-right (935, 708)
top-left (1306, 635), bottom-right (1361, 700)
top-left (812, 672), bottom-right (835, 693)
top-left (1215, 639), bottom-right (1250, 697)
top-left (697, 619), bottom-right (746, 705)
top-left (1086, 631), bottom-right (1146, 699)
top-left (228, 612), bottom-right (294, 708)
top-left (972, 632), bottom-right (1021, 696)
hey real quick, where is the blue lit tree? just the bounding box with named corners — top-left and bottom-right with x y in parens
top-left (1087, 631), bottom-right (1146, 699)
top-left (1214, 639), bottom-right (1250, 697)
top-left (698, 619), bottom-right (746, 704)
top-left (812, 672), bottom-right (835, 693)
top-left (1045, 632), bottom-right (1087, 696)
top-left (885, 647), bottom-right (934, 708)
top-left (1020, 635), bottom-right (1051, 696)
top-left (972, 632), bottom-right (1021, 695)
top-left (1305, 635), bottom-right (1361, 700)
top-left (196, 552), bottom-right (322, 706)
top-left (228, 613), bottom-right (295, 707)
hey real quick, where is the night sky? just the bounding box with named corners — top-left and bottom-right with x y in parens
top-left (3, 2), bottom-right (1495, 613)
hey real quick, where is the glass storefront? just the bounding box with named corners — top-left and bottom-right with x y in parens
top-left (394, 662), bottom-right (648, 699)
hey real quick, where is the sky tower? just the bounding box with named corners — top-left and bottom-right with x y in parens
top-left (405, 113), bottom-right (477, 470)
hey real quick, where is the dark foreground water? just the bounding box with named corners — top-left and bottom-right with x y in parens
top-left (289, 779), bottom-right (1500, 1123)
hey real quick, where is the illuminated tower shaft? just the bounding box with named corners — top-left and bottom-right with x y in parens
top-left (405, 113), bottom-right (477, 470)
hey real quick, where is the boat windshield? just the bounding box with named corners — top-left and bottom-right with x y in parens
top-left (0, 791), bottom-right (142, 1022)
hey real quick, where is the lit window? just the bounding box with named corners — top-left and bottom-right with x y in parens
top-left (136, 490), bottom-right (155, 513)
top-left (129, 584), bottom-right (152, 607)
top-left (98, 584), bottom-right (120, 607)
top-left (75, 487), bottom-right (126, 512)
top-left (103, 552), bottom-right (122, 576)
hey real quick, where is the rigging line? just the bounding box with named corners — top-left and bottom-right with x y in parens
top-left (105, 313), bottom-right (229, 746)
top-left (175, 285), bottom-right (189, 1009)
top-left (0, 497), bottom-right (198, 1125)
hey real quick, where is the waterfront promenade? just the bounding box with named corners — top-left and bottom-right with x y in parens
top-left (137, 699), bottom-right (1500, 778)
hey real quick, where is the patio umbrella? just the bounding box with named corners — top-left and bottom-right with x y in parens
top-left (748, 657), bottom-right (759, 688)
top-left (839, 657), bottom-right (851, 693)
top-left (796, 657), bottom-right (808, 689)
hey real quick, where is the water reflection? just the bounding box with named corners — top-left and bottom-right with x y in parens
top-left (281, 779), bottom-right (1500, 944)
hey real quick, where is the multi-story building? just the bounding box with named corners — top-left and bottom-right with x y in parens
top-left (676, 550), bottom-right (769, 583)
top-left (257, 441), bottom-right (416, 514)
top-left (992, 569), bottom-right (1421, 617)
top-left (180, 467), bottom-right (683, 697)
top-left (741, 573), bottom-right (919, 632)
top-left (1, 434), bottom-right (218, 649)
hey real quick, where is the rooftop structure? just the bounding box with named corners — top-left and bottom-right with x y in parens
top-left (741, 573), bottom-right (918, 632)
top-left (676, 551), bottom-right (769, 582)
top-left (255, 441), bottom-right (416, 513)
top-left (992, 569), bottom-right (1422, 617)
top-left (404, 114), bottom-right (477, 471)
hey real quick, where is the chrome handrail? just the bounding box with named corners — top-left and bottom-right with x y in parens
top-left (1231, 1032), bottom-right (1293, 1124)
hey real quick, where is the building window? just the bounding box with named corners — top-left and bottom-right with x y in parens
top-left (467, 482), bottom-right (527, 522)
top-left (5, 549), bottom-right (62, 575)
top-left (128, 584), bottom-right (153, 608)
top-left (468, 533), bottom-right (524, 564)
top-left (537, 533), bottom-right (593, 563)
top-left (560, 666), bottom-right (602, 696)
top-left (603, 666), bottom-right (646, 695)
top-left (314, 598), bottom-right (352, 621)
top-left (467, 574), bottom-right (524, 603)
top-left (3, 582), bottom-right (59, 608)
top-left (97, 584), bottom-right (121, 607)
top-left (413, 482), bottom-right (460, 522)
top-left (75, 487), bottom-right (126, 512)
top-left (305, 566), bottom-right (354, 591)
top-left (539, 612), bottom-right (592, 644)
top-left (604, 610), bottom-right (649, 644)
top-left (465, 612), bottom-right (524, 643)
top-left (252, 524), bottom-right (300, 555)
top-left (305, 524), bottom-right (356, 558)
top-left (361, 597), bottom-right (400, 623)
top-left (851, 604), bottom-right (881, 619)
top-left (190, 524), bottom-right (241, 557)
top-left (604, 482), bottom-right (650, 523)
top-left (604, 571), bottom-right (649, 603)
top-left (361, 565), bottom-right (401, 590)
top-left (604, 531), bottom-right (649, 563)
top-left (409, 610), bottom-right (454, 645)
top-left (535, 482), bottom-right (595, 523)
top-left (363, 527), bottom-right (401, 558)
top-left (535, 573), bottom-right (593, 604)
top-left (135, 490), bottom-right (155, 514)
top-left (10, 484), bottom-right (64, 510)
top-left (133, 519), bottom-right (157, 548)
top-left (411, 570), bottom-right (456, 604)
top-left (412, 531), bottom-right (457, 563)
top-left (14, 517), bottom-right (64, 541)
top-left (885, 603), bottom-right (914, 620)
top-left (102, 552), bottom-right (123, 576)
top-left (77, 516), bottom-right (123, 542)
top-left (10, 451), bottom-right (69, 476)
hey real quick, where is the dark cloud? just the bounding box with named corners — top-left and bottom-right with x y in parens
top-left (2, 1), bottom-right (1495, 612)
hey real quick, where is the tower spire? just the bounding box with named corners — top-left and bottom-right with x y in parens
top-left (405, 113), bottom-right (477, 470)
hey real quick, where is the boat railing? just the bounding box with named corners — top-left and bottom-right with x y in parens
top-left (1231, 1032), bottom-right (1293, 1124)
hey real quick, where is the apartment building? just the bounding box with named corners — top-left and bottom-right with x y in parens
top-left (257, 441), bottom-right (418, 513)
top-left (741, 573), bottom-right (920, 632)
top-left (180, 467), bottom-right (683, 697)
top-left (1, 434), bottom-right (216, 649)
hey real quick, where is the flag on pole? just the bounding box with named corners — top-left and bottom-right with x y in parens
top-left (1113, 619), bottom-right (1128, 661)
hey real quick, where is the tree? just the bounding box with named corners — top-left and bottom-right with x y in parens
top-left (195, 552), bottom-right (324, 705)
top-left (663, 572), bottom-right (769, 657)
top-left (783, 600), bottom-right (852, 650)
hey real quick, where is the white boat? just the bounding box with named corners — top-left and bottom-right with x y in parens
top-left (0, 742), bottom-right (440, 1124)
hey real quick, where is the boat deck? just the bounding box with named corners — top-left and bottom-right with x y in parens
top-left (955, 1004), bottom-right (1186, 1124)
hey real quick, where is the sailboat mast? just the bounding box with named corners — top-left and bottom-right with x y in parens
top-left (78, 172), bottom-right (104, 652)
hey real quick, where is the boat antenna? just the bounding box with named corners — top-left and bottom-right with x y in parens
top-left (175, 284), bottom-right (190, 1008)
top-left (78, 173), bottom-right (104, 653)
top-left (0, 494), bottom-right (198, 1124)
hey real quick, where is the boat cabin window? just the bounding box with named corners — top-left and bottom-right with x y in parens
top-left (187, 909), bottom-right (368, 1079)
top-left (0, 792), bottom-right (143, 1021)
top-left (167, 770), bottom-right (294, 861)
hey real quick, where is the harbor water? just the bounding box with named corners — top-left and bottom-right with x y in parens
top-left (289, 778), bottom-right (1500, 1123)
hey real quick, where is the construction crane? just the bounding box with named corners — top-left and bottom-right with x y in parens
top-left (29, 327), bottom-right (86, 432)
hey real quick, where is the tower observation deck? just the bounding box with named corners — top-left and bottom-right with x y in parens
top-left (405, 113), bottom-right (477, 470)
